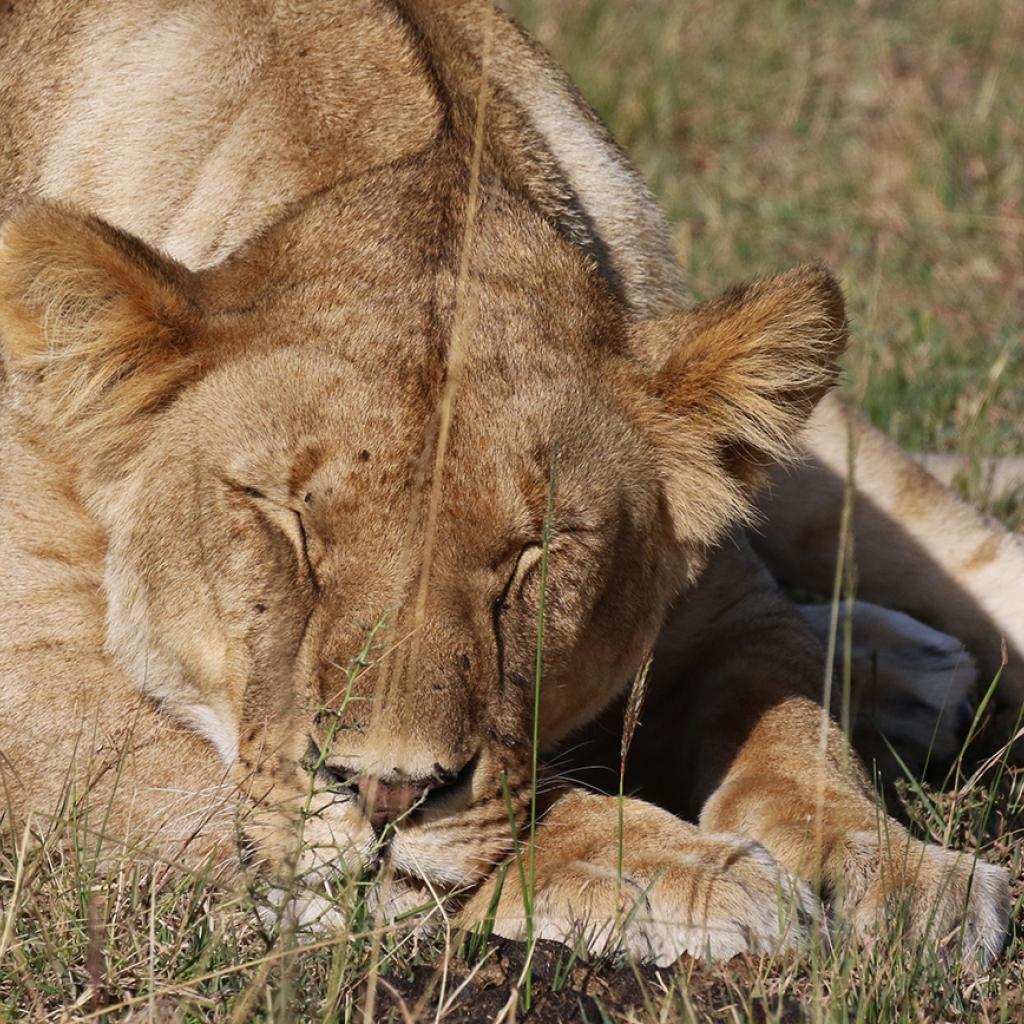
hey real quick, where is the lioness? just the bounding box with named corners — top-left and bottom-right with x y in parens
top-left (0, 0), bottom-right (1017, 966)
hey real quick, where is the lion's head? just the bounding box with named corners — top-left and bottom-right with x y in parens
top-left (0, 163), bottom-right (845, 888)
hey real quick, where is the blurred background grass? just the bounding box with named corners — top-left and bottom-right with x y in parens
top-left (505, 0), bottom-right (1023, 481)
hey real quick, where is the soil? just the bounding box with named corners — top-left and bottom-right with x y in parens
top-left (372, 939), bottom-right (808, 1023)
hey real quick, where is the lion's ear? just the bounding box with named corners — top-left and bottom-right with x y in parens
top-left (637, 263), bottom-right (847, 543)
top-left (0, 200), bottom-right (203, 475)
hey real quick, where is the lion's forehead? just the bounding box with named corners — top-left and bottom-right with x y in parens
top-left (185, 179), bottom-right (646, 566)
top-left (220, 378), bottom-right (632, 531)
top-left (205, 161), bottom-right (629, 372)
top-left (204, 313), bottom-right (635, 498)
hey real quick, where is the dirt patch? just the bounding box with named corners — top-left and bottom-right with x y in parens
top-left (372, 939), bottom-right (808, 1022)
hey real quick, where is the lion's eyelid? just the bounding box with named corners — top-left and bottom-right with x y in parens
top-left (293, 509), bottom-right (320, 592)
top-left (222, 477), bottom-right (267, 500)
top-left (224, 478), bottom-right (321, 589)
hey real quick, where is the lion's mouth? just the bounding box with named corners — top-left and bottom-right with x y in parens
top-left (303, 738), bottom-right (483, 834)
top-left (295, 738), bottom-right (520, 889)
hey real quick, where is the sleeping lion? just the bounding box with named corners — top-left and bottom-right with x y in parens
top-left (0, 0), bottom-right (1019, 966)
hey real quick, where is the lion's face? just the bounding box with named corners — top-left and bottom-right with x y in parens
top-left (114, 346), bottom-right (674, 883)
top-left (0, 189), bottom-right (845, 887)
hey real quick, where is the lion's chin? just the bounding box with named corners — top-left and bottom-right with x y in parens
top-left (258, 830), bottom-right (494, 938)
top-left (281, 791), bottom-right (518, 930)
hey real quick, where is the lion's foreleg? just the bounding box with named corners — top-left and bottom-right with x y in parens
top-left (695, 692), bottom-right (1009, 966)
top-left (640, 546), bottom-right (1009, 966)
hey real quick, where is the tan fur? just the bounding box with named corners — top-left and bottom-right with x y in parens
top-left (0, 0), bottom-right (1011, 967)
top-left (757, 395), bottom-right (1024, 743)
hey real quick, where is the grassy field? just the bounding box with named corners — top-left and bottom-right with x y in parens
top-left (2, 1), bottom-right (1022, 1021)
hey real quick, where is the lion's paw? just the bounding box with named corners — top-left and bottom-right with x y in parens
top-left (472, 832), bottom-right (821, 966)
top-left (834, 832), bottom-right (1009, 967)
top-left (257, 886), bottom-right (351, 934)
top-left (799, 600), bottom-right (977, 769)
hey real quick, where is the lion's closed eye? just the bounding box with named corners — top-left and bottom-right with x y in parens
top-left (502, 527), bottom-right (600, 610)
top-left (224, 478), bottom-right (321, 590)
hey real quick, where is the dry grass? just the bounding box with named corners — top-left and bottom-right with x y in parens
top-left (2, 1), bottom-right (1023, 1020)
top-left (1, 744), bottom-right (1021, 1021)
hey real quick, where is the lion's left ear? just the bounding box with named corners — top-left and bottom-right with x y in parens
top-left (635, 263), bottom-right (847, 544)
top-left (0, 200), bottom-right (204, 477)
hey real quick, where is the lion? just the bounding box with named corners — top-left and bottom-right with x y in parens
top-left (0, 0), bottom-right (1016, 967)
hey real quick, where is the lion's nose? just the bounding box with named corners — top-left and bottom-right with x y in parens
top-left (352, 774), bottom-right (431, 831)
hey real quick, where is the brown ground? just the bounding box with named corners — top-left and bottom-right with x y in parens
top-left (375, 939), bottom-right (807, 1023)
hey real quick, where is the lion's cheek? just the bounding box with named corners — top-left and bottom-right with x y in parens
top-left (242, 791), bottom-right (378, 882)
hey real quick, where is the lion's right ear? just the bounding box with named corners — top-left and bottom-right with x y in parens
top-left (0, 200), bottom-right (203, 475)
top-left (634, 264), bottom-right (847, 547)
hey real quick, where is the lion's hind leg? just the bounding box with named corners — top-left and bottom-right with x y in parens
top-left (755, 392), bottom-right (1024, 745)
top-left (458, 789), bottom-right (820, 966)
top-left (799, 600), bottom-right (978, 778)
